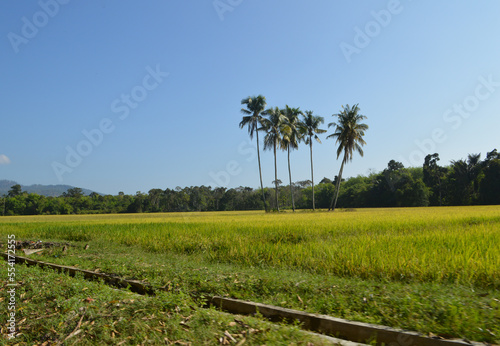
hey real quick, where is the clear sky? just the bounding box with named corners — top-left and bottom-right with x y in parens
top-left (1, 1), bottom-right (499, 195)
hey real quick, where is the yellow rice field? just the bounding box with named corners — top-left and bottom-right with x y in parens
top-left (1, 206), bottom-right (499, 288)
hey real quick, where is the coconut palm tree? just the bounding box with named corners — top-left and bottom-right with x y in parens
top-left (239, 95), bottom-right (268, 211)
top-left (449, 153), bottom-right (482, 204)
top-left (261, 107), bottom-right (288, 211)
top-left (281, 105), bottom-right (303, 212)
top-left (327, 104), bottom-right (368, 211)
top-left (301, 111), bottom-right (326, 210)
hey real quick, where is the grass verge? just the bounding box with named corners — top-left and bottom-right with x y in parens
top-left (2, 264), bottom-right (335, 345)
top-left (7, 239), bottom-right (499, 344)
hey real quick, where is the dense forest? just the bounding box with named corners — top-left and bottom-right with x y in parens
top-left (1, 150), bottom-right (499, 216)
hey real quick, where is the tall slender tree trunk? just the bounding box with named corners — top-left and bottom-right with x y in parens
top-left (288, 146), bottom-right (295, 212)
top-left (309, 137), bottom-right (315, 210)
top-left (274, 141), bottom-right (279, 211)
top-left (255, 130), bottom-right (267, 212)
top-left (329, 155), bottom-right (346, 211)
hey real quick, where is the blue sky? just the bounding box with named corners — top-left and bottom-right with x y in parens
top-left (1, 1), bottom-right (499, 195)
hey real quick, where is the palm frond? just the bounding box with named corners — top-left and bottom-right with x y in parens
top-left (328, 103), bottom-right (368, 161)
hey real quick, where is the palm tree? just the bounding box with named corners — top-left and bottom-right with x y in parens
top-left (467, 153), bottom-right (482, 199)
top-left (261, 107), bottom-right (288, 211)
top-left (327, 104), bottom-right (368, 211)
top-left (239, 95), bottom-right (268, 211)
top-left (281, 105), bottom-right (303, 212)
top-left (301, 111), bottom-right (326, 210)
top-left (449, 153), bottom-right (482, 204)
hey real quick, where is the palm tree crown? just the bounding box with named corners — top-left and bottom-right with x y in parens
top-left (327, 104), bottom-right (368, 164)
top-left (281, 105), bottom-right (303, 150)
top-left (302, 111), bottom-right (326, 145)
top-left (239, 95), bottom-right (267, 138)
top-left (262, 107), bottom-right (289, 152)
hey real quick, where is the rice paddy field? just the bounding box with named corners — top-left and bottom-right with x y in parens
top-left (1, 206), bottom-right (499, 344)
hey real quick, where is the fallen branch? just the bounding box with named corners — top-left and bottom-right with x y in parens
top-left (58, 314), bottom-right (84, 345)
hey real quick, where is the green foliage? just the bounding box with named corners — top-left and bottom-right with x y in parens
top-left (479, 158), bottom-right (500, 204)
top-left (424, 153), bottom-right (447, 206)
top-left (367, 162), bottom-right (429, 207)
top-left (327, 104), bottom-right (368, 162)
top-left (8, 184), bottom-right (22, 197)
top-left (335, 175), bottom-right (373, 208)
top-left (423, 150), bottom-right (500, 206)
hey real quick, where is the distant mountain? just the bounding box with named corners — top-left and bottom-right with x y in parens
top-left (0, 180), bottom-right (99, 197)
top-left (0, 180), bottom-right (17, 192)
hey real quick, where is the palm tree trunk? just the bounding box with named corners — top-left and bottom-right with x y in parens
top-left (332, 159), bottom-right (345, 211)
top-left (309, 136), bottom-right (315, 210)
top-left (288, 146), bottom-right (295, 212)
top-left (274, 141), bottom-right (279, 211)
top-left (255, 130), bottom-right (267, 212)
top-left (329, 155), bottom-right (346, 211)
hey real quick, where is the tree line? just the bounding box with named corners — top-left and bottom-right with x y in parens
top-left (1, 149), bottom-right (499, 216)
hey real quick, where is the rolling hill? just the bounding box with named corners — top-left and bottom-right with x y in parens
top-left (0, 180), bottom-right (98, 197)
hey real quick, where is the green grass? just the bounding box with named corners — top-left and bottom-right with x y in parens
top-left (2, 264), bottom-right (333, 345)
top-left (1, 206), bottom-right (499, 343)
